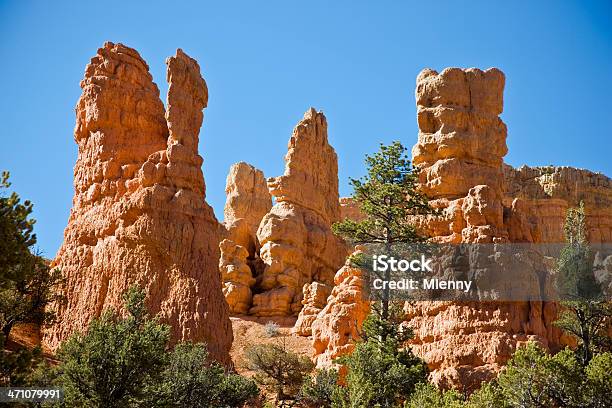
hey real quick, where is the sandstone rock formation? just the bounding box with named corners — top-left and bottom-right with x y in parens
top-left (220, 162), bottom-right (271, 314)
top-left (292, 282), bottom-right (332, 336)
top-left (503, 165), bottom-right (612, 244)
top-left (311, 248), bottom-right (370, 369)
top-left (223, 162), bottom-right (272, 252)
top-left (405, 67), bottom-right (563, 390)
top-left (311, 67), bottom-right (612, 391)
top-left (411, 67), bottom-right (508, 244)
top-left (220, 239), bottom-right (257, 315)
top-left (43, 43), bottom-right (233, 364)
top-left (251, 108), bottom-right (347, 316)
top-left (404, 301), bottom-right (552, 389)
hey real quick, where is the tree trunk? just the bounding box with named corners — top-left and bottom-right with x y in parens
top-left (2, 320), bottom-right (14, 340)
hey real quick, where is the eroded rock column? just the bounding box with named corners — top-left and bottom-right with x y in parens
top-left (44, 43), bottom-right (233, 365)
top-left (220, 162), bottom-right (272, 314)
top-left (406, 68), bottom-right (554, 390)
top-left (411, 67), bottom-right (508, 243)
top-left (311, 248), bottom-right (370, 369)
top-left (252, 108), bottom-right (347, 316)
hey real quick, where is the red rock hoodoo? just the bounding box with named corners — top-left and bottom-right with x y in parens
top-left (252, 109), bottom-right (347, 316)
top-left (310, 247), bottom-right (370, 369)
top-left (220, 162), bottom-right (272, 314)
top-left (219, 109), bottom-right (347, 318)
top-left (310, 67), bottom-right (612, 391)
top-left (46, 44), bottom-right (611, 388)
top-left (43, 43), bottom-right (233, 364)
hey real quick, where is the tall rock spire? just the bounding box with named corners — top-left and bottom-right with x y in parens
top-left (43, 43), bottom-right (233, 365)
top-left (250, 108), bottom-right (346, 316)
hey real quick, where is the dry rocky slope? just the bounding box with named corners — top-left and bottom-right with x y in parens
top-left (43, 42), bottom-right (232, 364)
top-left (309, 67), bottom-right (611, 391)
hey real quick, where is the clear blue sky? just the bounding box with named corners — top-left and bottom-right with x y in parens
top-left (1, 1), bottom-right (610, 258)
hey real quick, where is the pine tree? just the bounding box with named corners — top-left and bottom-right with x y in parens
top-left (555, 202), bottom-right (611, 366)
top-left (0, 171), bottom-right (63, 339)
top-left (334, 314), bottom-right (428, 408)
top-left (332, 141), bottom-right (434, 321)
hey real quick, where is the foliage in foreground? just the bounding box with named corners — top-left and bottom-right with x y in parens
top-left (298, 368), bottom-right (340, 407)
top-left (0, 332), bottom-right (42, 387)
top-left (332, 314), bottom-right (428, 408)
top-left (42, 287), bottom-right (258, 408)
top-left (555, 202), bottom-right (611, 366)
top-left (402, 344), bottom-right (611, 408)
top-left (0, 170), bottom-right (63, 339)
top-left (155, 342), bottom-right (259, 408)
top-left (496, 343), bottom-right (611, 408)
top-left (0, 170), bottom-right (62, 387)
top-left (245, 340), bottom-right (314, 403)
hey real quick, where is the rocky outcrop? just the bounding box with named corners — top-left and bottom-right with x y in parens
top-left (411, 67), bottom-right (508, 244)
top-left (43, 43), bottom-right (232, 365)
top-left (503, 165), bottom-right (612, 244)
top-left (311, 248), bottom-right (370, 369)
top-left (310, 68), bottom-right (609, 391)
top-left (251, 108), bottom-right (347, 316)
top-left (292, 282), bottom-right (332, 336)
top-left (405, 67), bottom-right (565, 390)
top-left (404, 301), bottom-right (553, 390)
top-left (293, 197), bottom-right (364, 336)
top-left (223, 162), bottom-right (272, 252)
top-left (220, 239), bottom-right (256, 315)
top-left (220, 162), bottom-right (271, 314)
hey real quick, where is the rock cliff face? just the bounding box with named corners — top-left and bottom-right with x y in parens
top-left (248, 109), bottom-right (346, 317)
top-left (43, 43), bottom-right (233, 364)
top-left (503, 165), bottom-right (612, 244)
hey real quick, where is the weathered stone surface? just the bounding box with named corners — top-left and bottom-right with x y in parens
top-left (292, 282), bottom-right (332, 336)
top-left (404, 67), bottom-right (563, 390)
top-left (267, 108), bottom-right (341, 222)
top-left (412, 67), bottom-right (508, 244)
top-left (43, 43), bottom-right (232, 365)
top-left (310, 68), bottom-right (612, 391)
top-left (251, 109), bottom-right (347, 316)
top-left (223, 162), bottom-right (272, 252)
top-left (219, 162), bottom-right (271, 314)
top-left (311, 248), bottom-right (370, 369)
top-left (404, 301), bottom-right (554, 389)
top-left (220, 239), bottom-right (256, 315)
top-left (503, 165), bottom-right (612, 244)
top-left (413, 68), bottom-right (507, 199)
